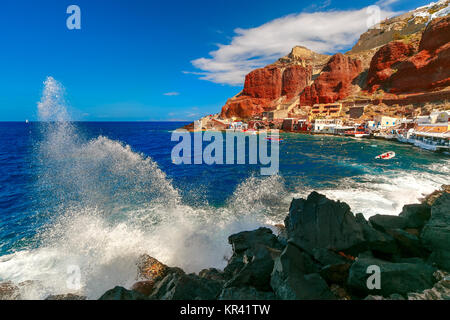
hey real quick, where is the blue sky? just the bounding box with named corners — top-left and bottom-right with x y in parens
top-left (0, 0), bottom-right (433, 121)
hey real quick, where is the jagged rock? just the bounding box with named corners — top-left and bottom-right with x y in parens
top-left (368, 215), bottom-right (407, 233)
top-left (225, 244), bottom-right (277, 291)
top-left (399, 203), bottom-right (431, 229)
top-left (131, 281), bottom-right (155, 296)
top-left (224, 228), bottom-right (284, 290)
top-left (199, 268), bottom-right (227, 282)
top-left (149, 273), bottom-right (223, 300)
top-left (45, 293), bottom-right (86, 300)
top-left (136, 254), bottom-right (170, 281)
top-left (421, 193), bottom-right (450, 271)
top-left (386, 228), bottom-right (426, 258)
top-left (300, 53), bottom-right (362, 105)
top-left (347, 257), bottom-right (436, 297)
top-left (312, 248), bottom-right (351, 266)
top-left (320, 263), bottom-right (351, 286)
top-left (98, 286), bottom-right (149, 300)
top-left (423, 185), bottom-right (450, 206)
top-left (329, 284), bottom-right (351, 300)
top-left (407, 271), bottom-right (450, 300)
top-left (0, 282), bottom-right (20, 300)
top-left (270, 243), bottom-right (334, 300)
top-left (356, 213), bottom-right (398, 256)
top-left (366, 41), bottom-right (415, 93)
top-left (218, 287), bottom-right (276, 300)
top-left (390, 16), bottom-right (450, 93)
top-left (285, 192), bottom-right (366, 256)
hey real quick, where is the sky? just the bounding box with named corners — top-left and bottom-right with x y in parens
top-left (0, 0), bottom-right (435, 121)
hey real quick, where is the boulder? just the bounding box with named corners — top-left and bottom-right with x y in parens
top-left (224, 227), bottom-right (284, 286)
top-left (149, 273), bottom-right (223, 300)
top-left (399, 203), bottom-right (431, 229)
top-left (320, 263), bottom-right (351, 286)
top-left (270, 243), bottom-right (334, 300)
top-left (368, 214), bottom-right (407, 232)
top-left (218, 287), bottom-right (276, 300)
top-left (386, 228), bottom-right (426, 258)
top-left (0, 282), bottom-right (20, 300)
top-left (136, 254), bottom-right (170, 281)
top-left (98, 286), bottom-right (149, 300)
top-left (285, 192), bottom-right (366, 256)
top-left (224, 244), bottom-right (278, 291)
top-left (199, 268), bottom-right (227, 282)
top-left (421, 193), bottom-right (450, 271)
top-left (347, 257), bottom-right (436, 297)
top-left (356, 213), bottom-right (398, 256)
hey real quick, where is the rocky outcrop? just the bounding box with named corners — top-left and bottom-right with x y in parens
top-left (281, 65), bottom-right (312, 99)
top-left (220, 64), bottom-right (312, 119)
top-left (421, 192), bottom-right (450, 271)
top-left (347, 257), bottom-right (436, 297)
top-left (389, 16), bottom-right (450, 93)
top-left (285, 191), bottom-right (366, 256)
top-left (92, 187), bottom-right (449, 301)
top-left (299, 54), bottom-right (362, 106)
top-left (366, 41), bottom-right (415, 93)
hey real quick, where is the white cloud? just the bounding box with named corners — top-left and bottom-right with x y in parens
top-left (189, 6), bottom-right (396, 86)
top-left (163, 92), bottom-right (180, 96)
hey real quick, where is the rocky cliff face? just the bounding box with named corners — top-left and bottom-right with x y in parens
top-left (366, 41), bottom-right (416, 93)
top-left (218, 2), bottom-right (449, 120)
top-left (389, 16), bottom-right (450, 93)
top-left (300, 53), bottom-right (363, 105)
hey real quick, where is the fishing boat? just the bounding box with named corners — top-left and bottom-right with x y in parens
top-left (265, 137), bottom-right (283, 142)
top-left (375, 151), bottom-right (396, 160)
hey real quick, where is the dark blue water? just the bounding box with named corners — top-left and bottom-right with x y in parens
top-left (0, 121), bottom-right (448, 298)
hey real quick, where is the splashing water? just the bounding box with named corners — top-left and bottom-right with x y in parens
top-left (0, 77), bottom-right (284, 299)
top-left (0, 77), bottom-right (448, 299)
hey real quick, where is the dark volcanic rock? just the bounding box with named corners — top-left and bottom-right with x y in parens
top-left (199, 268), bottom-right (227, 282)
top-left (149, 273), bottom-right (223, 300)
top-left (218, 286), bottom-right (276, 300)
top-left (224, 227), bottom-right (284, 289)
top-left (421, 193), bottom-right (450, 271)
top-left (98, 286), bottom-right (149, 300)
top-left (270, 243), bottom-right (334, 300)
top-left (399, 203), bottom-right (431, 229)
top-left (137, 254), bottom-right (171, 281)
top-left (347, 257), bottom-right (436, 297)
top-left (369, 214), bottom-right (407, 232)
top-left (320, 263), bottom-right (351, 286)
top-left (356, 213), bottom-right (398, 256)
top-left (387, 228), bottom-right (426, 258)
top-left (285, 192), bottom-right (366, 256)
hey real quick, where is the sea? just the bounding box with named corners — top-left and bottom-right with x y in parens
top-left (0, 77), bottom-right (449, 299)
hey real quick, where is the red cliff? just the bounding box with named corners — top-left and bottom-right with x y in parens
top-left (389, 16), bottom-right (450, 93)
top-left (366, 41), bottom-right (415, 93)
top-left (221, 64), bottom-right (312, 118)
top-left (300, 53), bottom-right (362, 105)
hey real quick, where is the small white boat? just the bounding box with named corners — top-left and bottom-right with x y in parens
top-left (375, 151), bottom-right (396, 160)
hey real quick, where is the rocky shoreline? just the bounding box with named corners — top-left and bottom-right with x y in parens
top-left (1, 186), bottom-right (449, 300)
